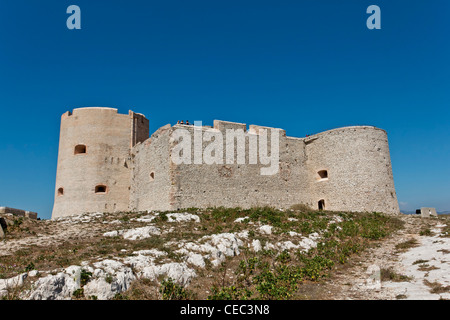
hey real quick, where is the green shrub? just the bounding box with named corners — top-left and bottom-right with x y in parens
top-left (105, 274), bottom-right (114, 284)
top-left (24, 262), bottom-right (35, 272)
top-left (72, 288), bottom-right (84, 299)
top-left (159, 278), bottom-right (193, 300)
top-left (208, 285), bottom-right (253, 300)
top-left (276, 250), bottom-right (291, 263)
top-left (254, 264), bottom-right (303, 300)
top-left (80, 269), bottom-right (92, 286)
top-left (419, 228), bottom-right (433, 236)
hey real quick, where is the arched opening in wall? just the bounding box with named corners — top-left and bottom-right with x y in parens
top-left (149, 171), bottom-right (155, 181)
top-left (57, 188), bottom-right (64, 196)
top-left (74, 144), bottom-right (87, 155)
top-left (317, 170), bottom-right (328, 180)
top-left (318, 199), bottom-right (325, 211)
top-left (95, 185), bottom-right (108, 194)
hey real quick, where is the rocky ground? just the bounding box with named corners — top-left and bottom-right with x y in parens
top-left (318, 215), bottom-right (450, 299)
top-left (0, 208), bottom-right (448, 300)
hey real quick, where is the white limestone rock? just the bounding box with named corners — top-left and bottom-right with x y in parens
top-left (166, 212), bottom-right (200, 223)
top-left (186, 253), bottom-right (206, 268)
top-left (83, 278), bottom-right (113, 300)
top-left (133, 215), bottom-right (156, 223)
top-left (93, 259), bottom-right (125, 275)
top-left (103, 226), bottom-right (161, 240)
top-left (277, 241), bottom-right (300, 251)
top-left (65, 265), bottom-right (83, 288)
top-left (28, 270), bottom-right (39, 277)
top-left (236, 230), bottom-right (249, 239)
top-left (264, 242), bottom-right (276, 251)
top-left (0, 273), bottom-right (28, 298)
top-left (208, 233), bottom-right (242, 257)
top-left (132, 249), bottom-right (167, 257)
top-left (252, 239), bottom-right (262, 252)
top-left (298, 236), bottom-right (318, 252)
top-left (103, 220), bottom-right (122, 225)
top-left (259, 225), bottom-right (273, 235)
top-left (122, 226), bottom-right (161, 240)
top-left (140, 262), bottom-right (196, 286)
top-left (27, 272), bottom-right (78, 300)
top-left (174, 248), bottom-right (205, 268)
top-left (179, 233), bottom-right (242, 267)
top-left (83, 261), bottom-right (135, 300)
top-left (103, 230), bottom-right (121, 237)
top-left (123, 250), bottom-right (167, 270)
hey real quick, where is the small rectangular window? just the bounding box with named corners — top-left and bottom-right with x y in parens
top-left (74, 144), bottom-right (87, 154)
top-left (95, 185), bottom-right (107, 194)
top-left (318, 170), bottom-right (328, 180)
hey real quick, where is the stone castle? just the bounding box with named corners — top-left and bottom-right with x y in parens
top-left (51, 107), bottom-right (400, 219)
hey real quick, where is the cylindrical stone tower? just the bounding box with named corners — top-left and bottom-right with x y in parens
top-left (305, 126), bottom-right (400, 214)
top-left (52, 107), bottom-right (149, 219)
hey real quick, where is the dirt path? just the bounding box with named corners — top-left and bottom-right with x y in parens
top-left (0, 216), bottom-right (110, 256)
top-left (320, 215), bottom-right (450, 300)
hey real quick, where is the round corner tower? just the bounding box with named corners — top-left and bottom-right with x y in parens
top-left (305, 126), bottom-right (400, 215)
top-left (52, 107), bottom-right (149, 219)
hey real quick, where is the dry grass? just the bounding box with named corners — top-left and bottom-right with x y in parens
top-left (423, 279), bottom-right (450, 294)
top-left (380, 267), bottom-right (412, 282)
top-left (113, 278), bottom-right (161, 300)
top-left (417, 264), bottom-right (440, 272)
top-left (395, 239), bottom-right (419, 252)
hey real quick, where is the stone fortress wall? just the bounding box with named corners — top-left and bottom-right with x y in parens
top-left (52, 107), bottom-right (400, 219)
top-left (129, 124), bottom-right (173, 212)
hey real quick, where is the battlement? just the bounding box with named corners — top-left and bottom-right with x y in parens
top-left (173, 120), bottom-right (287, 137)
top-left (0, 207), bottom-right (38, 219)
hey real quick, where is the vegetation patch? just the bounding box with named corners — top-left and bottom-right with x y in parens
top-left (419, 228), bottom-right (434, 236)
top-left (1, 207), bottom-right (407, 300)
top-left (417, 264), bottom-right (440, 272)
top-left (205, 210), bottom-right (403, 300)
top-left (412, 259), bottom-right (429, 265)
top-left (380, 267), bottom-right (412, 282)
top-left (423, 279), bottom-right (450, 294)
top-left (159, 278), bottom-right (196, 300)
top-left (395, 239), bottom-right (419, 252)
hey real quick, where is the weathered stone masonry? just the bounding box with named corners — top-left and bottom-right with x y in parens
top-left (52, 107), bottom-right (399, 219)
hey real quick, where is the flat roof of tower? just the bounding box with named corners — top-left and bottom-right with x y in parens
top-left (72, 107), bottom-right (118, 112)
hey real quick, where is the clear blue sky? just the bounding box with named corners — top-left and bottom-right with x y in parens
top-left (0, 1), bottom-right (449, 219)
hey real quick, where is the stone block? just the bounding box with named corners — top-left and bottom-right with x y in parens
top-left (420, 207), bottom-right (438, 218)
